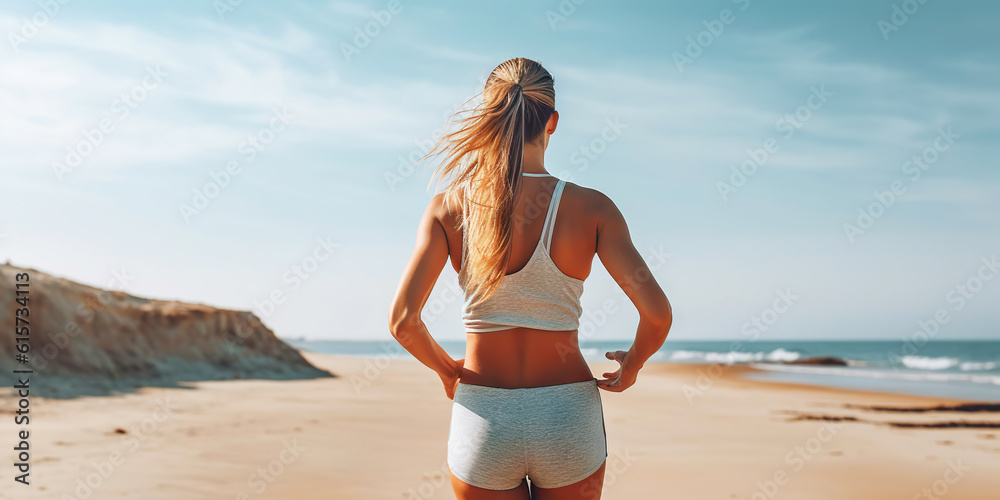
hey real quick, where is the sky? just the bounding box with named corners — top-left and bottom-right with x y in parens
top-left (1, 0), bottom-right (998, 342)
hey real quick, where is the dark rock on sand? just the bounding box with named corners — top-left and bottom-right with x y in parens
top-left (785, 356), bottom-right (850, 366)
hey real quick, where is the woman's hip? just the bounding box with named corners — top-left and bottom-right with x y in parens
top-left (446, 379), bottom-right (607, 490)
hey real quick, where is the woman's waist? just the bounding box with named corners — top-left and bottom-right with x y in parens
top-left (460, 328), bottom-right (592, 388)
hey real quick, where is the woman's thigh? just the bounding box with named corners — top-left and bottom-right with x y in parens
top-left (450, 470), bottom-right (531, 500)
top-left (531, 461), bottom-right (606, 500)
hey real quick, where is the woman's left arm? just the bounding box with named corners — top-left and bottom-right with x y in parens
top-left (388, 194), bottom-right (463, 399)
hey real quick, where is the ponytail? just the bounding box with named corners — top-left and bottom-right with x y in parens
top-left (424, 58), bottom-right (555, 303)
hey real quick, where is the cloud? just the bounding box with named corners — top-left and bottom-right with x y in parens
top-left (2, 4), bottom-right (997, 341)
top-left (900, 177), bottom-right (1000, 207)
top-left (0, 13), bottom-right (484, 180)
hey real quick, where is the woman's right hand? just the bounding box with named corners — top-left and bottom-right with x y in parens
top-left (597, 350), bottom-right (639, 392)
top-left (440, 357), bottom-right (465, 400)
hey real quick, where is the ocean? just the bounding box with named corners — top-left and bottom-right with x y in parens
top-left (285, 339), bottom-right (1000, 402)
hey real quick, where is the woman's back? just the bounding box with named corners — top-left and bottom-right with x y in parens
top-left (389, 57), bottom-right (671, 497)
top-left (445, 176), bottom-right (597, 283)
top-left (437, 174), bottom-right (609, 388)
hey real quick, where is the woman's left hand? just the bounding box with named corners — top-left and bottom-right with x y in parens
top-left (597, 350), bottom-right (638, 392)
top-left (440, 358), bottom-right (465, 400)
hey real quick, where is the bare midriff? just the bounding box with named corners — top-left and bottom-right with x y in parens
top-left (460, 327), bottom-right (594, 388)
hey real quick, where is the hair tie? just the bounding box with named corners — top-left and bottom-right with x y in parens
top-left (511, 82), bottom-right (523, 93)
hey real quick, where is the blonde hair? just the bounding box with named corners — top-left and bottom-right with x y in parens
top-left (425, 57), bottom-right (556, 303)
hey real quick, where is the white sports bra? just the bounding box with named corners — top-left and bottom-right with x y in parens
top-left (457, 175), bottom-right (585, 332)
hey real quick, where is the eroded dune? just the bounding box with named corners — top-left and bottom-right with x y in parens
top-left (0, 263), bottom-right (330, 397)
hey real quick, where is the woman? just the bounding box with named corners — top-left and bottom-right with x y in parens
top-left (389, 57), bottom-right (672, 500)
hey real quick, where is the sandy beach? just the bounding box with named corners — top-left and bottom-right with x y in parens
top-left (3, 351), bottom-right (999, 500)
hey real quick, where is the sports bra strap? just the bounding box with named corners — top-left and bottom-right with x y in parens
top-left (461, 192), bottom-right (468, 266)
top-left (462, 178), bottom-right (565, 266)
top-left (540, 179), bottom-right (566, 251)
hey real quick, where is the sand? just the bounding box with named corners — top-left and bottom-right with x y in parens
top-left (2, 352), bottom-right (999, 500)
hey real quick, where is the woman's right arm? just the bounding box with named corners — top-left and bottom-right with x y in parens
top-left (594, 193), bottom-right (673, 391)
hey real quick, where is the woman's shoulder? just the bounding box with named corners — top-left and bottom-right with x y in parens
top-left (560, 179), bottom-right (618, 217)
top-left (426, 190), bottom-right (464, 229)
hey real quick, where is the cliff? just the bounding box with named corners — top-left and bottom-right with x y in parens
top-left (0, 263), bottom-right (331, 397)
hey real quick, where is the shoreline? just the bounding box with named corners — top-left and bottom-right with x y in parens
top-left (3, 352), bottom-right (998, 499)
top-left (288, 342), bottom-right (1000, 403)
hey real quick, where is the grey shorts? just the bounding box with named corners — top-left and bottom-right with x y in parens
top-left (447, 378), bottom-right (608, 490)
